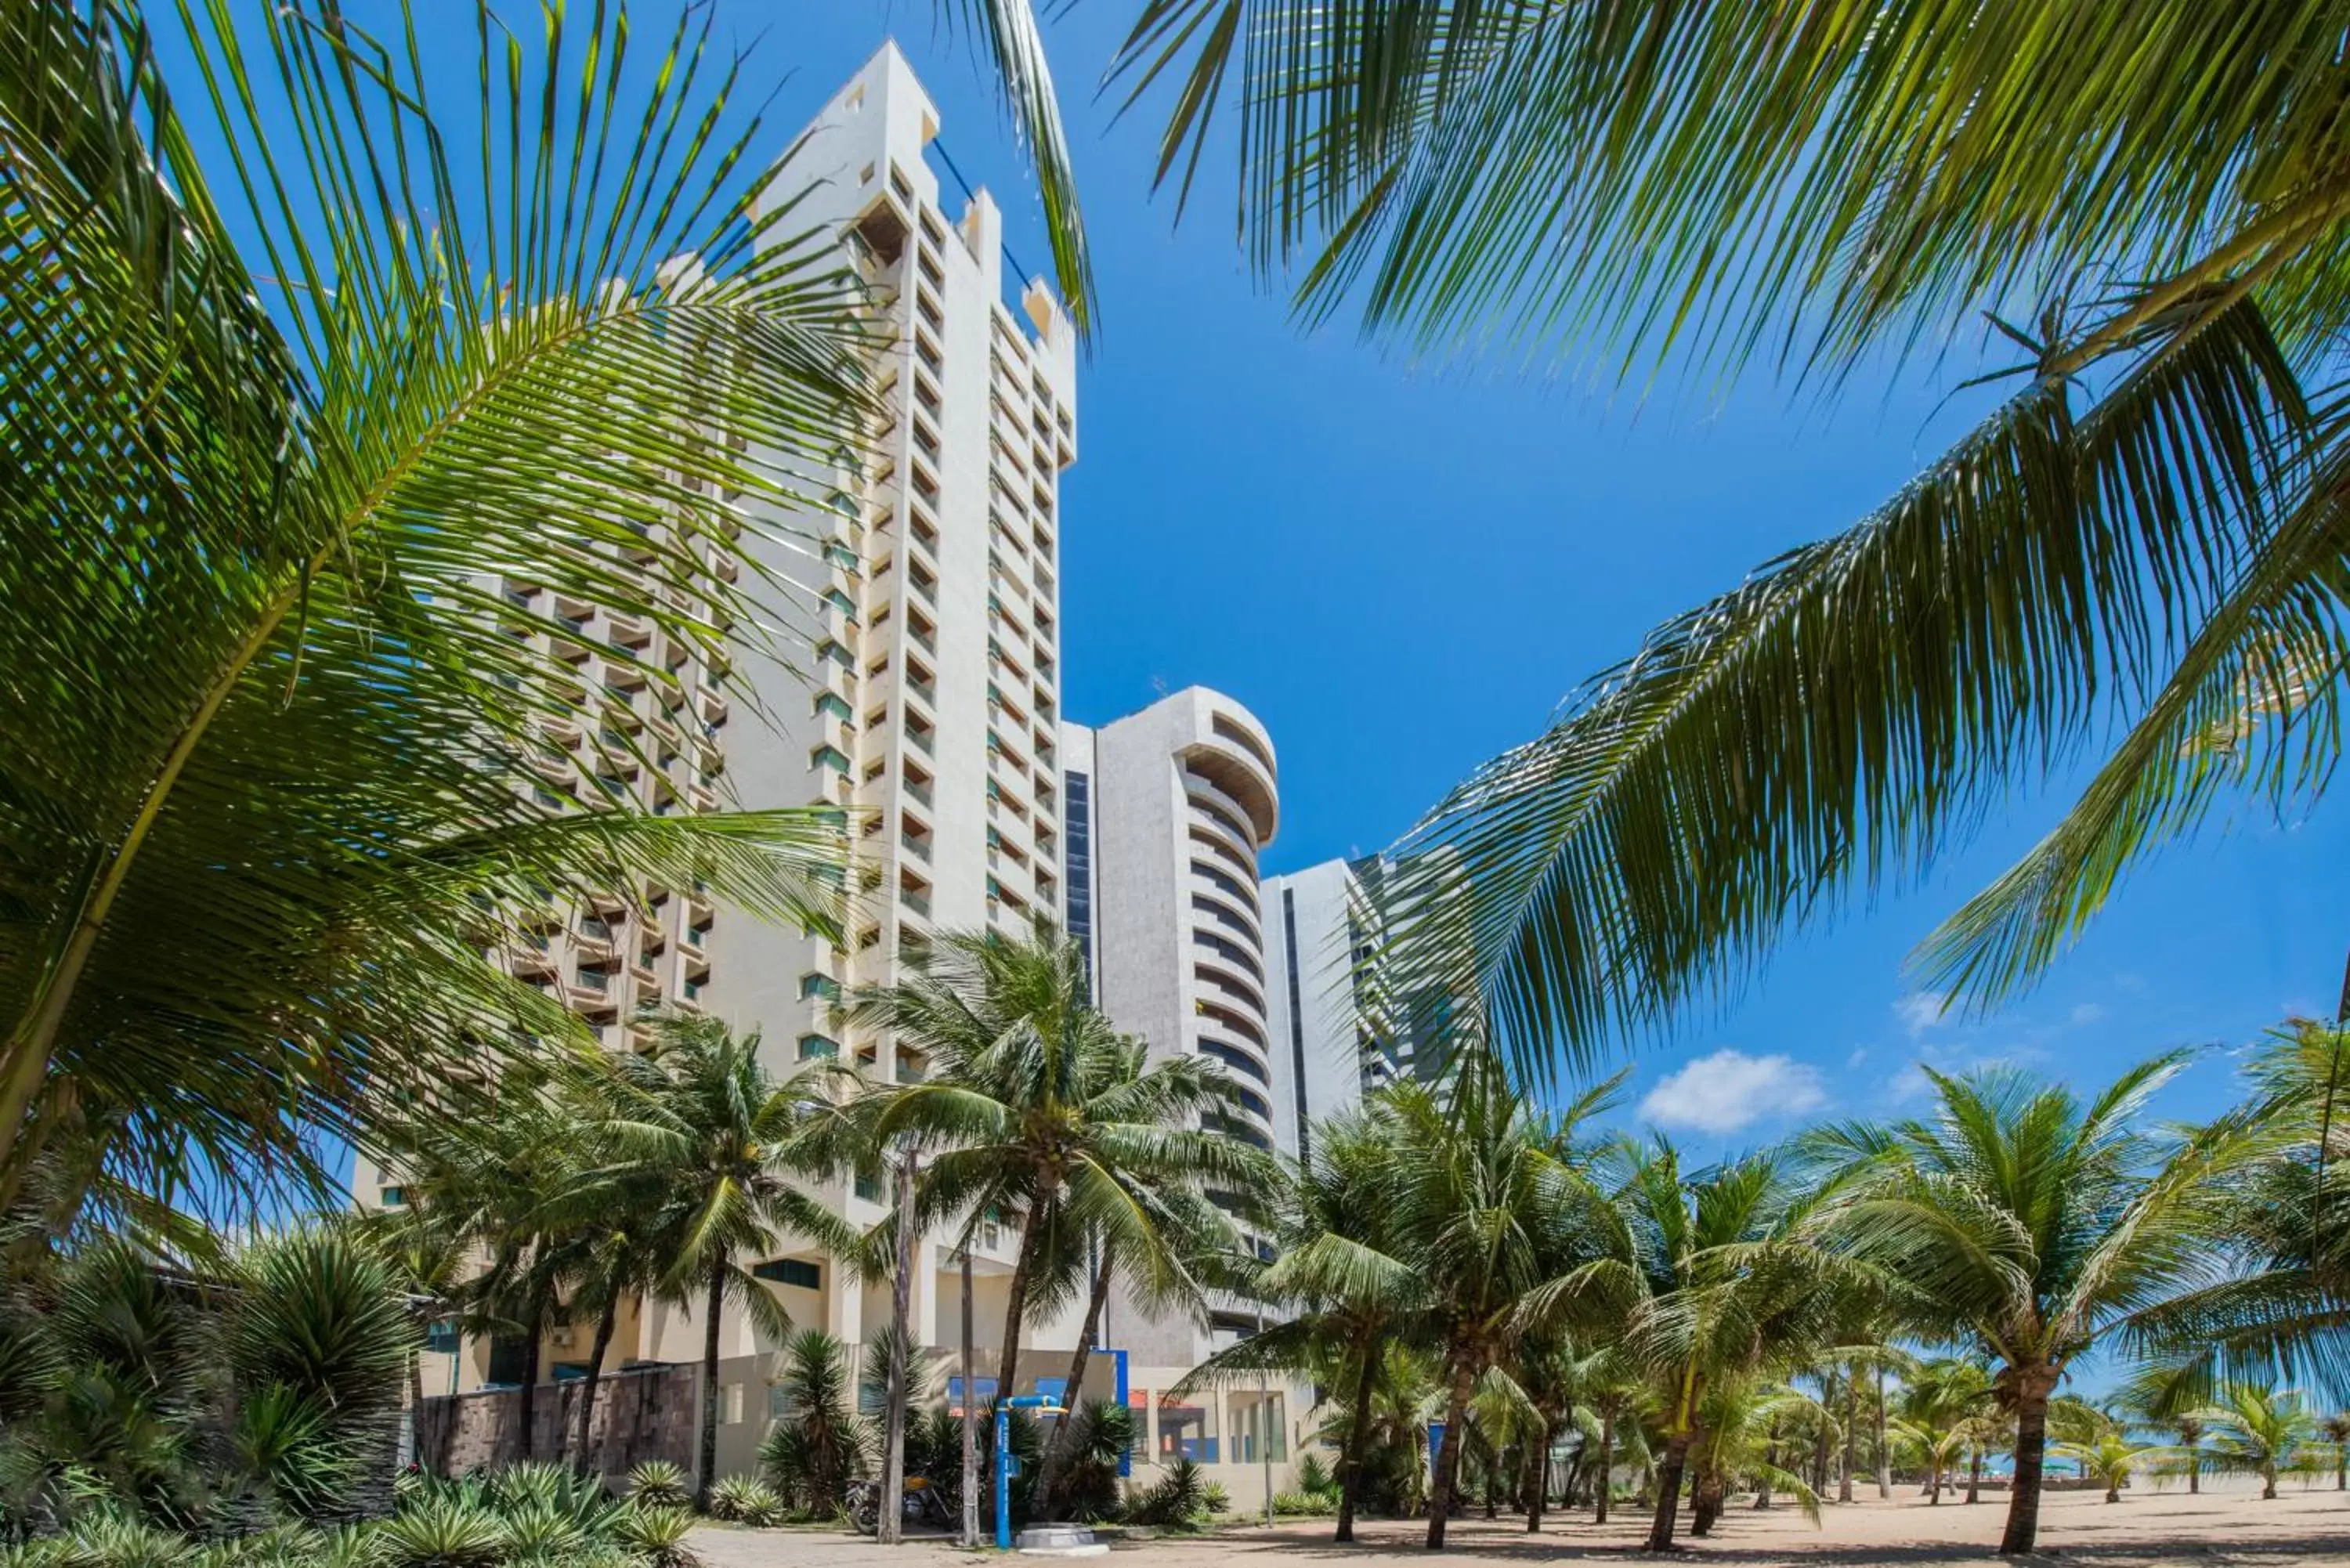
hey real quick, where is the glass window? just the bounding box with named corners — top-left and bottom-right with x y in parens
top-left (752, 1256), bottom-right (821, 1290)
top-left (1157, 1393), bottom-right (1217, 1465)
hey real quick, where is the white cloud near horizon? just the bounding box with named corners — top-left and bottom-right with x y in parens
top-left (1640, 1050), bottom-right (1828, 1134)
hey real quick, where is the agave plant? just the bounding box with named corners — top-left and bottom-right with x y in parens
top-left (369, 1494), bottom-right (507, 1568)
top-left (1125, 1456), bottom-right (1210, 1529)
top-left (626, 1461), bottom-right (691, 1511)
top-left (704, 1476), bottom-right (785, 1527)
top-left (615, 1503), bottom-right (703, 1568)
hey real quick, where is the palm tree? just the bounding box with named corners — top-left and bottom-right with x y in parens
top-left (1167, 1104), bottom-right (1426, 1543)
top-left (1374, 1059), bottom-right (1616, 1548)
top-left (756, 1328), bottom-right (872, 1516)
top-left (602, 1016), bottom-right (866, 1512)
top-left (2052, 1432), bottom-right (2161, 1505)
top-left (1540, 1140), bottom-right (1841, 1551)
top-left (1108, 0), bottom-right (2350, 1095)
top-left (1891, 1360), bottom-right (1994, 1505)
top-left (1806, 1057), bottom-right (2254, 1552)
top-left (2198, 1383), bottom-right (2328, 1501)
top-left (0, 0), bottom-right (898, 1222)
top-left (859, 923), bottom-right (1275, 1518)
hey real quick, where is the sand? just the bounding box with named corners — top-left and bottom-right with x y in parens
top-left (690, 1478), bottom-right (2350, 1567)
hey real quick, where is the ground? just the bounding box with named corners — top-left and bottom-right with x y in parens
top-left (688, 1481), bottom-right (2350, 1567)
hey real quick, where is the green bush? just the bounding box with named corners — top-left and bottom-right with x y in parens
top-left (1125, 1458), bottom-right (1209, 1529)
top-left (1271, 1490), bottom-right (1335, 1516)
top-left (705, 1476), bottom-right (784, 1527)
top-left (616, 1503), bottom-right (703, 1568)
top-left (371, 1494), bottom-right (507, 1568)
top-left (1295, 1454), bottom-right (1339, 1499)
top-left (626, 1461), bottom-right (690, 1510)
top-left (1199, 1479), bottom-right (1231, 1516)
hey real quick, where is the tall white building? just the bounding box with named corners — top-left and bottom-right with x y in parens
top-left (385, 45), bottom-right (1327, 1505)
top-left (1258, 858), bottom-right (1373, 1149)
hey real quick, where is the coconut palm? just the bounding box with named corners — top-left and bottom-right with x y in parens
top-left (1108, 0), bottom-right (2350, 1096)
top-left (1372, 1058), bottom-right (1618, 1548)
top-left (1166, 1103), bottom-right (1426, 1542)
top-left (2052, 1431), bottom-right (2162, 1505)
top-left (1805, 1057), bottom-right (2255, 1551)
top-left (1538, 1140), bottom-right (1842, 1551)
top-left (858, 923), bottom-right (1277, 1517)
top-left (0, 0), bottom-right (897, 1224)
top-left (1891, 1360), bottom-right (1995, 1505)
top-left (600, 1015), bottom-right (867, 1511)
top-left (2194, 1382), bottom-right (2328, 1500)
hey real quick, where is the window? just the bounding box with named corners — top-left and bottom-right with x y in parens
top-left (425, 1319), bottom-right (461, 1354)
top-left (814, 692), bottom-right (853, 723)
top-left (378, 1185), bottom-right (407, 1207)
top-left (799, 973), bottom-right (841, 1002)
top-left (811, 745), bottom-right (851, 774)
top-left (824, 587), bottom-right (857, 619)
top-left (753, 1256), bottom-right (822, 1290)
top-left (798, 1034), bottom-right (840, 1060)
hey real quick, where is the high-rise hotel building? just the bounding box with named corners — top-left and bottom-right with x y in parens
top-left (387, 44), bottom-right (1336, 1504)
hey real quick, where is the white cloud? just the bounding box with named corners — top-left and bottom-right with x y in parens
top-left (1846, 1047), bottom-right (1870, 1071)
top-left (1640, 1050), bottom-right (1828, 1135)
top-left (2069, 1003), bottom-right (2106, 1027)
top-left (1894, 992), bottom-right (1947, 1039)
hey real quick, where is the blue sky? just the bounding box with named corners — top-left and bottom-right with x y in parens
top-left (776, 5), bottom-right (2350, 1148)
top-left (179, 2), bottom-right (2346, 1154)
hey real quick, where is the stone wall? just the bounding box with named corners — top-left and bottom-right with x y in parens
top-left (416, 1363), bottom-right (699, 1484)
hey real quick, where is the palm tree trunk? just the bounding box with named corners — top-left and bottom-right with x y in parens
top-left (1690, 1430), bottom-right (1720, 1536)
top-left (695, 1270), bottom-right (725, 1514)
top-left (1032, 1247), bottom-right (1113, 1517)
top-left (1966, 1446), bottom-right (1981, 1505)
top-left (1524, 1414), bottom-right (1553, 1531)
top-left (1594, 1406), bottom-right (1614, 1526)
top-left (880, 1151), bottom-right (919, 1545)
top-left (1756, 1425), bottom-right (1778, 1508)
top-left (2263, 1462), bottom-right (2277, 1501)
top-left (1873, 1364), bottom-right (1892, 1499)
top-left (1425, 1357), bottom-right (1477, 1549)
top-left (1336, 1342), bottom-right (1377, 1545)
top-left (1839, 1371), bottom-right (1856, 1504)
top-left (997, 1219), bottom-right (1039, 1402)
top-left (960, 1247), bottom-right (978, 1548)
top-left (407, 1339), bottom-right (426, 1472)
top-left (516, 1299), bottom-right (545, 1461)
top-left (1928, 1451), bottom-right (1942, 1504)
top-left (1999, 1373), bottom-right (2057, 1555)
top-left (570, 1293), bottom-right (620, 1474)
top-left (1646, 1429), bottom-right (1693, 1552)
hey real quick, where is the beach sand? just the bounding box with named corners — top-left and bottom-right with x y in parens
top-left (691, 1478), bottom-right (2350, 1567)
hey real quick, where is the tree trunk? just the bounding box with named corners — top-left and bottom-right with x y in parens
top-left (1594, 1406), bottom-right (1614, 1526)
top-left (960, 1248), bottom-right (978, 1548)
top-left (1928, 1452), bottom-right (1942, 1504)
top-left (1839, 1371), bottom-right (1856, 1504)
top-left (1646, 1429), bottom-right (1692, 1552)
top-left (2263, 1464), bottom-right (2278, 1501)
top-left (1425, 1357), bottom-right (1477, 1549)
top-left (2000, 1375), bottom-right (2056, 1555)
top-left (1873, 1364), bottom-right (1892, 1499)
top-left (570, 1293), bottom-right (621, 1473)
top-left (2185, 1439), bottom-right (2198, 1494)
top-left (1032, 1248), bottom-right (1113, 1518)
top-left (1756, 1425), bottom-right (1778, 1508)
top-left (1336, 1342), bottom-right (1378, 1544)
top-left (880, 1151), bottom-right (919, 1545)
top-left (2336, 1449), bottom-right (2345, 1491)
top-left (1524, 1415), bottom-right (1553, 1531)
top-left (996, 1219), bottom-right (1039, 1403)
top-left (695, 1270), bottom-right (724, 1514)
top-left (1690, 1431), bottom-right (1720, 1537)
top-left (407, 1339), bottom-right (425, 1472)
top-left (1965, 1447), bottom-right (1981, 1505)
top-left (515, 1299), bottom-right (546, 1461)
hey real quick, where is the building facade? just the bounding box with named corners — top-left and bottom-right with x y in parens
top-left (376, 45), bottom-right (1324, 1505)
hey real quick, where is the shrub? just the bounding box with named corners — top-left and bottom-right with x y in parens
top-left (706, 1476), bottom-right (784, 1526)
top-left (1199, 1479), bottom-right (1231, 1516)
top-left (1126, 1458), bottom-right (1209, 1529)
top-left (371, 1494), bottom-right (507, 1568)
top-left (1296, 1454), bottom-right (1338, 1499)
top-left (627, 1461), bottom-right (691, 1509)
top-left (1272, 1490), bottom-right (1334, 1516)
top-left (616, 1503), bottom-right (703, 1568)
